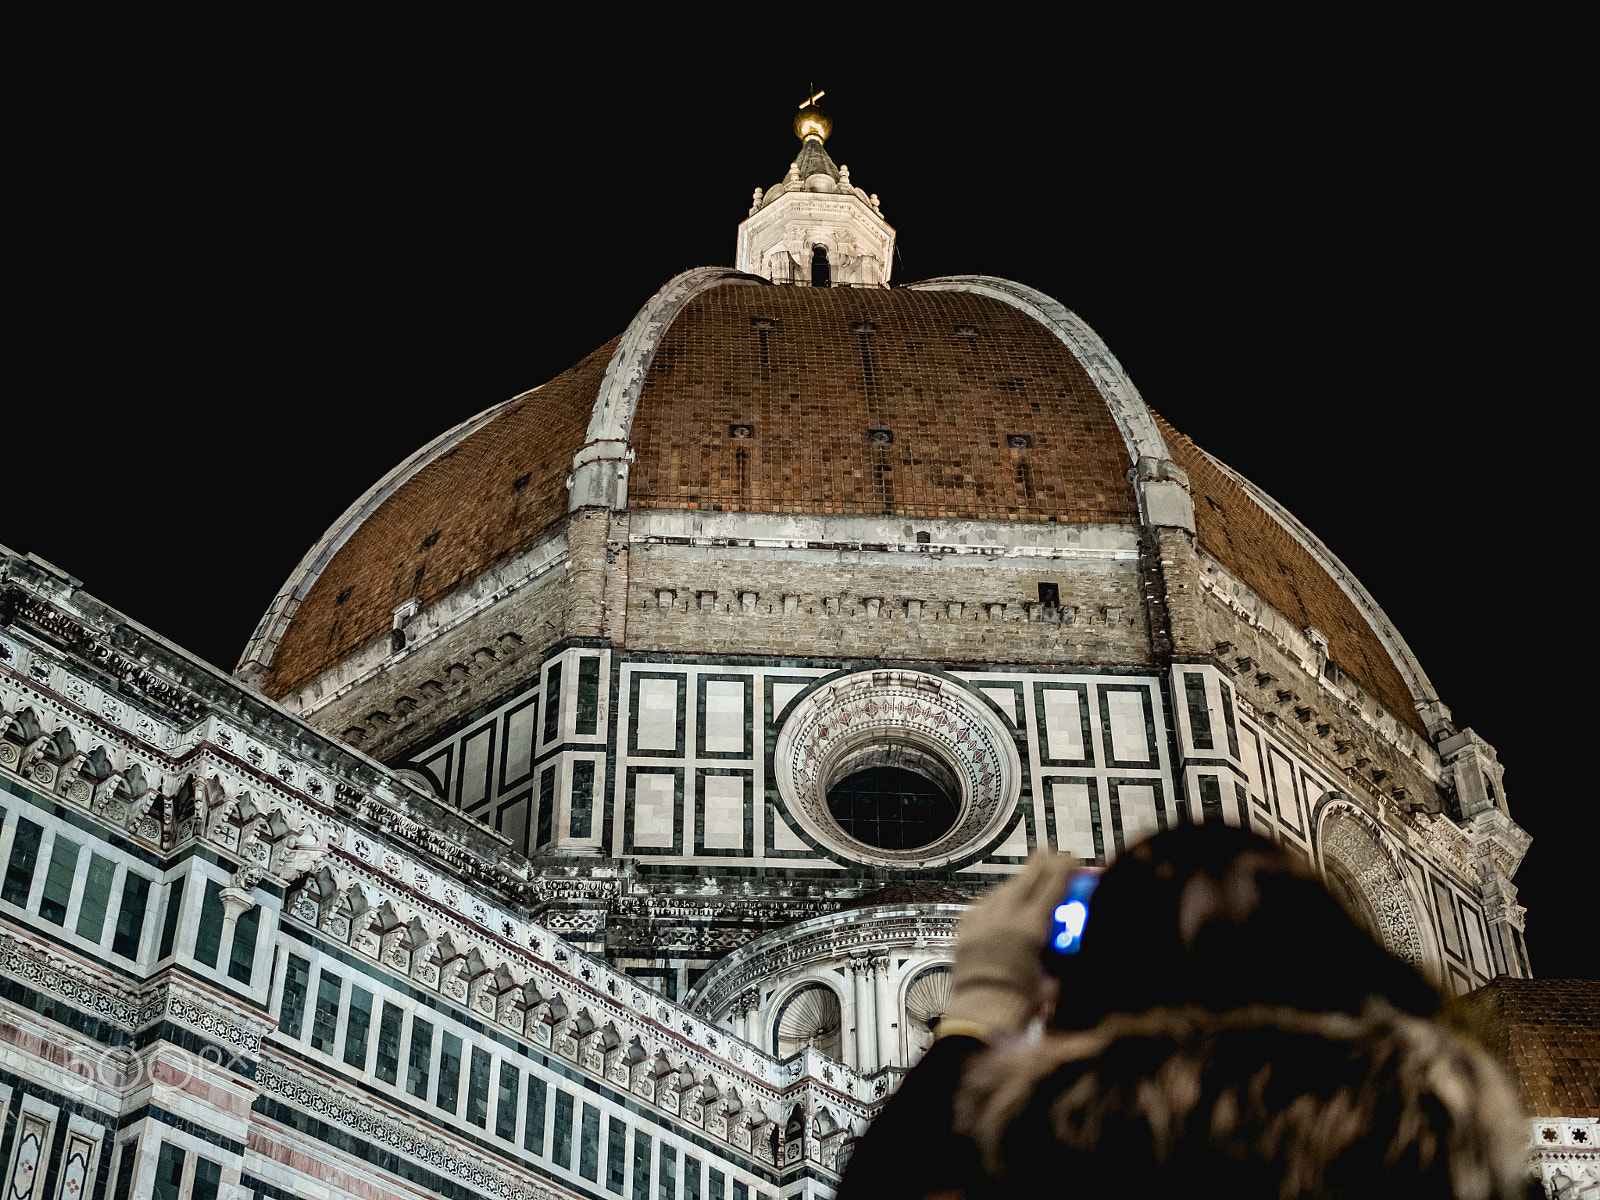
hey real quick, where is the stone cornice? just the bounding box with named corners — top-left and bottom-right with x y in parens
top-left (0, 925), bottom-right (269, 1055)
top-left (0, 567), bottom-right (519, 883)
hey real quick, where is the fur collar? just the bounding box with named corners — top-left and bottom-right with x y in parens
top-left (953, 1003), bottom-right (1527, 1199)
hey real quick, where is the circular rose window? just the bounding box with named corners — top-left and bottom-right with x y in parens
top-left (772, 669), bottom-right (1022, 868)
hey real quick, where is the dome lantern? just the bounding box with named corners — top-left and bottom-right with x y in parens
top-left (736, 91), bottom-right (896, 286)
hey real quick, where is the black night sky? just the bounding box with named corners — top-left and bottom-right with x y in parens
top-left (9, 49), bottom-right (1586, 976)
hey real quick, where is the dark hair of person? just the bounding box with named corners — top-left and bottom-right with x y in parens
top-left (1048, 823), bottom-right (1440, 1030)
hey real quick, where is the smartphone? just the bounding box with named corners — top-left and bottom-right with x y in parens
top-left (1047, 871), bottom-right (1099, 957)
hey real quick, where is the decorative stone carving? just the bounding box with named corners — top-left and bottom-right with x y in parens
top-left (772, 669), bottom-right (1021, 868)
top-left (1319, 804), bottom-right (1431, 971)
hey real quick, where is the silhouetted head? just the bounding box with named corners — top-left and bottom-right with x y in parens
top-left (1049, 823), bottom-right (1439, 1030)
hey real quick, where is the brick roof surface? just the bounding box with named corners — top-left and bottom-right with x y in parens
top-left (627, 288), bottom-right (1142, 523)
top-left (261, 282), bottom-right (1428, 725)
top-left (1155, 413), bottom-right (1427, 737)
top-left (264, 336), bottom-right (620, 699)
top-left (1457, 977), bottom-right (1600, 1117)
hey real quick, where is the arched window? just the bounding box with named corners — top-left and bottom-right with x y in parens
top-left (811, 244), bottom-right (831, 287)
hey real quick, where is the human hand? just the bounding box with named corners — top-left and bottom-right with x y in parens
top-left (943, 850), bottom-right (1079, 1039)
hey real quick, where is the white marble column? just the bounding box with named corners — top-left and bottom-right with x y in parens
top-left (217, 886), bottom-right (255, 972)
top-left (745, 991), bottom-right (760, 1046)
top-left (732, 990), bottom-right (756, 1043)
top-left (840, 978), bottom-right (858, 1071)
top-left (852, 959), bottom-right (877, 1073)
top-left (872, 957), bottom-right (895, 1069)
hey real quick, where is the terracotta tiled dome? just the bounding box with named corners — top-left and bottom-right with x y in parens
top-left (258, 336), bottom-right (620, 698)
top-left (627, 287), bottom-right (1139, 522)
top-left (252, 274), bottom-right (1431, 740)
top-left (256, 282), bottom-right (1144, 698)
top-left (1156, 413), bottom-right (1427, 735)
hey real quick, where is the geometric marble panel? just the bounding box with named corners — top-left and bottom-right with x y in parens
top-left (636, 678), bottom-right (680, 752)
top-left (1042, 689), bottom-right (1085, 759)
top-left (702, 775), bottom-right (744, 850)
top-left (633, 774), bottom-right (676, 848)
top-left (1050, 779), bottom-right (1097, 862)
top-left (702, 681), bottom-right (744, 754)
top-left (1105, 690), bottom-right (1150, 763)
top-left (771, 682), bottom-right (807, 719)
top-left (1115, 783), bottom-right (1161, 852)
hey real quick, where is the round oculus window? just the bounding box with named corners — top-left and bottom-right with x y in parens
top-left (772, 668), bottom-right (1022, 868)
top-left (826, 765), bottom-right (958, 850)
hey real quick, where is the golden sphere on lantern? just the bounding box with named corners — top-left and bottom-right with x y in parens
top-left (794, 102), bottom-right (831, 143)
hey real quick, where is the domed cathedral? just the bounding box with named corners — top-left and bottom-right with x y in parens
top-left (241, 94), bottom-right (1531, 1028)
top-left (0, 99), bottom-right (1535, 1199)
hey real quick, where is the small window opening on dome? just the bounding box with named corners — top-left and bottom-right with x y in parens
top-left (750, 317), bottom-right (775, 374)
top-left (421, 531), bottom-right (441, 549)
top-left (1015, 460), bottom-right (1035, 500)
top-left (955, 325), bottom-right (978, 338)
top-left (867, 429), bottom-right (893, 445)
top-left (512, 472), bottom-right (531, 491)
top-left (729, 424), bottom-right (754, 439)
top-left (827, 766), bottom-right (957, 850)
top-left (855, 323), bottom-right (877, 390)
top-left (1007, 434), bottom-right (1032, 449)
top-left (336, 587), bottom-right (353, 605)
top-left (811, 245), bottom-right (831, 287)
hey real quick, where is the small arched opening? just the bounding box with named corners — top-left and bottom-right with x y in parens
top-left (1317, 802), bottom-right (1442, 982)
top-left (1323, 853), bottom-right (1382, 943)
top-left (772, 982), bottom-right (842, 1060)
top-left (903, 964), bottom-right (953, 1059)
top-left (811, 245), bottom-right (831, 287)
